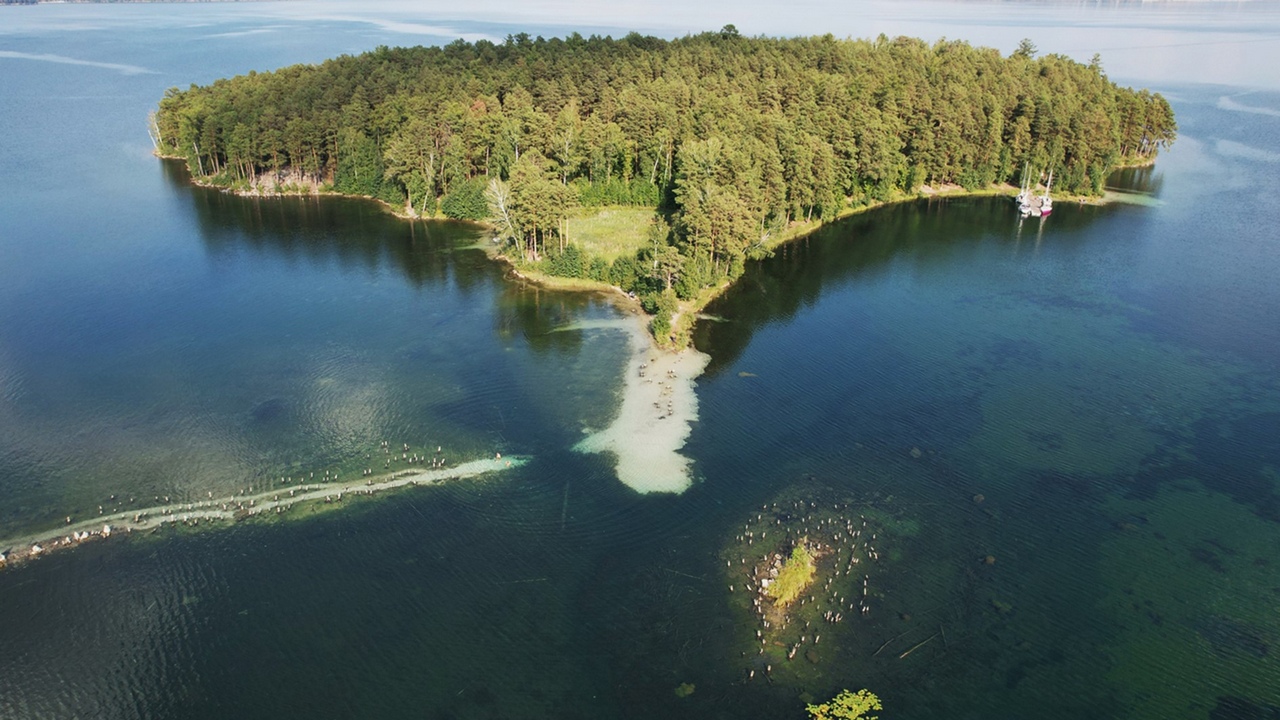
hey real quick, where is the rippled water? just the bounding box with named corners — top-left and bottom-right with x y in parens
top-left (3, 5), bottom-right (1280, 720)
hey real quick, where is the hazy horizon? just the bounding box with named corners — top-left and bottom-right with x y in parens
top-left (3, 0), bottom-right (1279, 90)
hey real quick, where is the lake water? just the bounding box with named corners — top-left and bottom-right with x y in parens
top-left (2, 3), bottom-right (1280, 719)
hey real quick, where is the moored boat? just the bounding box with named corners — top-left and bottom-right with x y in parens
top-left (1015, 163), bottom-right (1032, 212)
top-left (1015, 166), bottom-right (1053, 217)
top-left (1039, 170), bottom-right (1054, 216)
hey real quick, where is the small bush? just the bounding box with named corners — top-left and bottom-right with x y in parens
top-left (440, 177), bottom-right (489, 220)
top-left (649, 289), bottom-right (678, 339)
top-left (609, 255), bottom-right (641, 290)
top-left (766, 543), bottom-right (816, 607)
top-left (588, 256), bottom-right (610, 282)
top-left (545, 244), bottom-right (588, 278)
top-left (806, 689), bottom-right (882, 720)
top-left (675, 255), bottom-right (712, 300)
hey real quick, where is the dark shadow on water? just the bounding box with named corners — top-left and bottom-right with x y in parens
top-left (163, 158), bottom-right (600, 357)
top-left (494, 283), bottom-right (595, 355)
top-left (1211, 695), bottom-right (1280, 720)
top-left (694, 196), bottom-right (1122, 375)
top-left (1106, 164), bottom-right (1164, 195)
top-left (1130, 411), bottom-right (1280, 523)
top-left (164, 158), bottom-right (492, 292)
top-left (250, 396), bottom-right (289, 424)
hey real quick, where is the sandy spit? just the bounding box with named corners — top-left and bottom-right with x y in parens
top-left (573, 317), bottom-right (711, 494)
top-left (0, 456), bottom-right (525, 571)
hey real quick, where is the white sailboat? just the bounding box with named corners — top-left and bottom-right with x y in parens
top-left (1015, 166), bottom-right (1053, 218)
top-left (1015, 163), bottom-right (1032, 214)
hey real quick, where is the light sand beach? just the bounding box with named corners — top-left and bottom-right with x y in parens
top-left (574, 316), bottom-right (710, 494)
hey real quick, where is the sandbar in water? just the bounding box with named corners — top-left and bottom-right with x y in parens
top-left (569, 317), bottom-right (710, 494)
top-left (0, 456), bottom-right (525, 570)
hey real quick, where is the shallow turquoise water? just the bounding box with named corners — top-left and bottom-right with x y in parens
top-left (2, 5), bottom-right (1280, 719)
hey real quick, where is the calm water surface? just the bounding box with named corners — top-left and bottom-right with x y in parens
top-left (2, 4), bottom-right (1279, 719)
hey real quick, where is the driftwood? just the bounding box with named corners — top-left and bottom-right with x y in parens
top-left (898, 632), bottom-right (939, 660)
top-left (872, 628), bottom-right (915, 657)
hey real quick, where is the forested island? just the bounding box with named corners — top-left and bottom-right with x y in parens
top-left (153, 28), bottom-right (1176, 345)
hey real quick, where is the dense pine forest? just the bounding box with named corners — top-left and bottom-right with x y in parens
top-left (154, 28), bottom-right (1175, 337)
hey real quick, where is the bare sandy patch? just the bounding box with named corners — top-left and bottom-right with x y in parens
top-left (572, 317), bottom-right (710, 494)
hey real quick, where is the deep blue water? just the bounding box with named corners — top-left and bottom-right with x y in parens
top-left (2, 4), bottom-right (1280, 719)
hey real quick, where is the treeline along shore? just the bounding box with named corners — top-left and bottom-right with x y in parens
top-left (153, 28), bottom-right (1176, 346)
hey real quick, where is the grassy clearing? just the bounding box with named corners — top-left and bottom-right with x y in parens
top-left (768, 542), bottom-right (817, 607)
top-left (565, 206), bottom-right (656, 263)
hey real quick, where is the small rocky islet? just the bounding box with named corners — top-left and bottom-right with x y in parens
top-left (723, 487), bottom-right (899, 684)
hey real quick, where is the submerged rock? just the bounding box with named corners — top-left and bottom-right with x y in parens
top-left (1194, 616), bottom-right (1269, 658)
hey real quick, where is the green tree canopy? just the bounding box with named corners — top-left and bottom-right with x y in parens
top-left (155, 31), bottom-right (1176, 313)
top-left (807, 689), bottom-right (883, 720)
